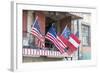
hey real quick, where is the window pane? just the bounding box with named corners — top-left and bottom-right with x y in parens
top-left (82, 24), bottom-right (90, 46)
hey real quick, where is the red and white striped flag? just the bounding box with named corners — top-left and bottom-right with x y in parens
top-left (35, 37), bottom-right (45, 49)
top-left (67, 34), bottom-right (80, 55)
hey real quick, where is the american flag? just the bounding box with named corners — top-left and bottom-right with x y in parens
top-left (31, 16), bottom-right (45, 48)
top-left (45, 24), bottom-right (65, 53)
top-left (35, 37), bottom-right (45, 49)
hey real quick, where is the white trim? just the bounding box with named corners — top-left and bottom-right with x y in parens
top-left (23, 48), bottom-right (70, 57)
top-left (11, 1), bottom-right (97, 71)
top-left (11, 2), bottom-right (17, 71)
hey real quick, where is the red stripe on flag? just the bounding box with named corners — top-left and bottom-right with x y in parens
top-left (70, 34), bottom-right (80, 44)
top-left (31, 30), bottom-right (42, 40)
top-left (45, 33), bottom-right (65, 53)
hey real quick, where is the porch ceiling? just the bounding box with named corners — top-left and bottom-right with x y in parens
top-left (43, 11), bottom-right (83, 20)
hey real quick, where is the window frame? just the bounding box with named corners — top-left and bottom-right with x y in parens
top-left (81, 24), bottom-right (91, 47)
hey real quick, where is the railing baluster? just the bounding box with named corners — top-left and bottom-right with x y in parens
top-left (23, 48), bottom-right (71, 58)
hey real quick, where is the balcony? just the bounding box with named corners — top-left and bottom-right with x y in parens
top-left (22, 32), bottom-right (72, 59)
top-left (23, 48), bottom-right (72, 58)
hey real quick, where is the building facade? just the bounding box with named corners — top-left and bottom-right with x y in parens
top-left (22, 10), bottom-right (91, 62)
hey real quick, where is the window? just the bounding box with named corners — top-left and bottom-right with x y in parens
top-left (82, 24), bottom-right (90, 46)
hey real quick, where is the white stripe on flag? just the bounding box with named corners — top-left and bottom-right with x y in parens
top-left (57, 36), bottom-right (66, 48)
top-left (69, 37), bottom-right (79, 48)
top-left (46, 33), bottom-right (65, 53)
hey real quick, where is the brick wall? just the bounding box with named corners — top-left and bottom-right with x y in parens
top-left (23, 10), bottom-right (27, 36)
top-left (60, 16), bottom-right (71, 32)
top-left (35, 11), bottom-right (45, 35)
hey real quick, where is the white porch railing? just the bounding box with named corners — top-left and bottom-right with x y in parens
top-left (23, 48), bottom-right (72, 58)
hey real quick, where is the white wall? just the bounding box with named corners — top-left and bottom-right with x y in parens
top-left (0, 0), bottom-right (100, 73)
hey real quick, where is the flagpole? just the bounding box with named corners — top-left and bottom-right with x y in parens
top-left (77, 20), bottom-right (80, 60)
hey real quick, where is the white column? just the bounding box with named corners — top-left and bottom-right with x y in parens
top-left (27, 11), bottom-right (34, 37)
top-left (24, 11), bottom-right (35, 62)
top-left (27, 10), bottom-right (35, 46)
top-left (78, 19), bottom-right (83, 59)
top-left (71, 20), bottom-right (74, 33)
top-left (72, 20), bottom-right (78, 60)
